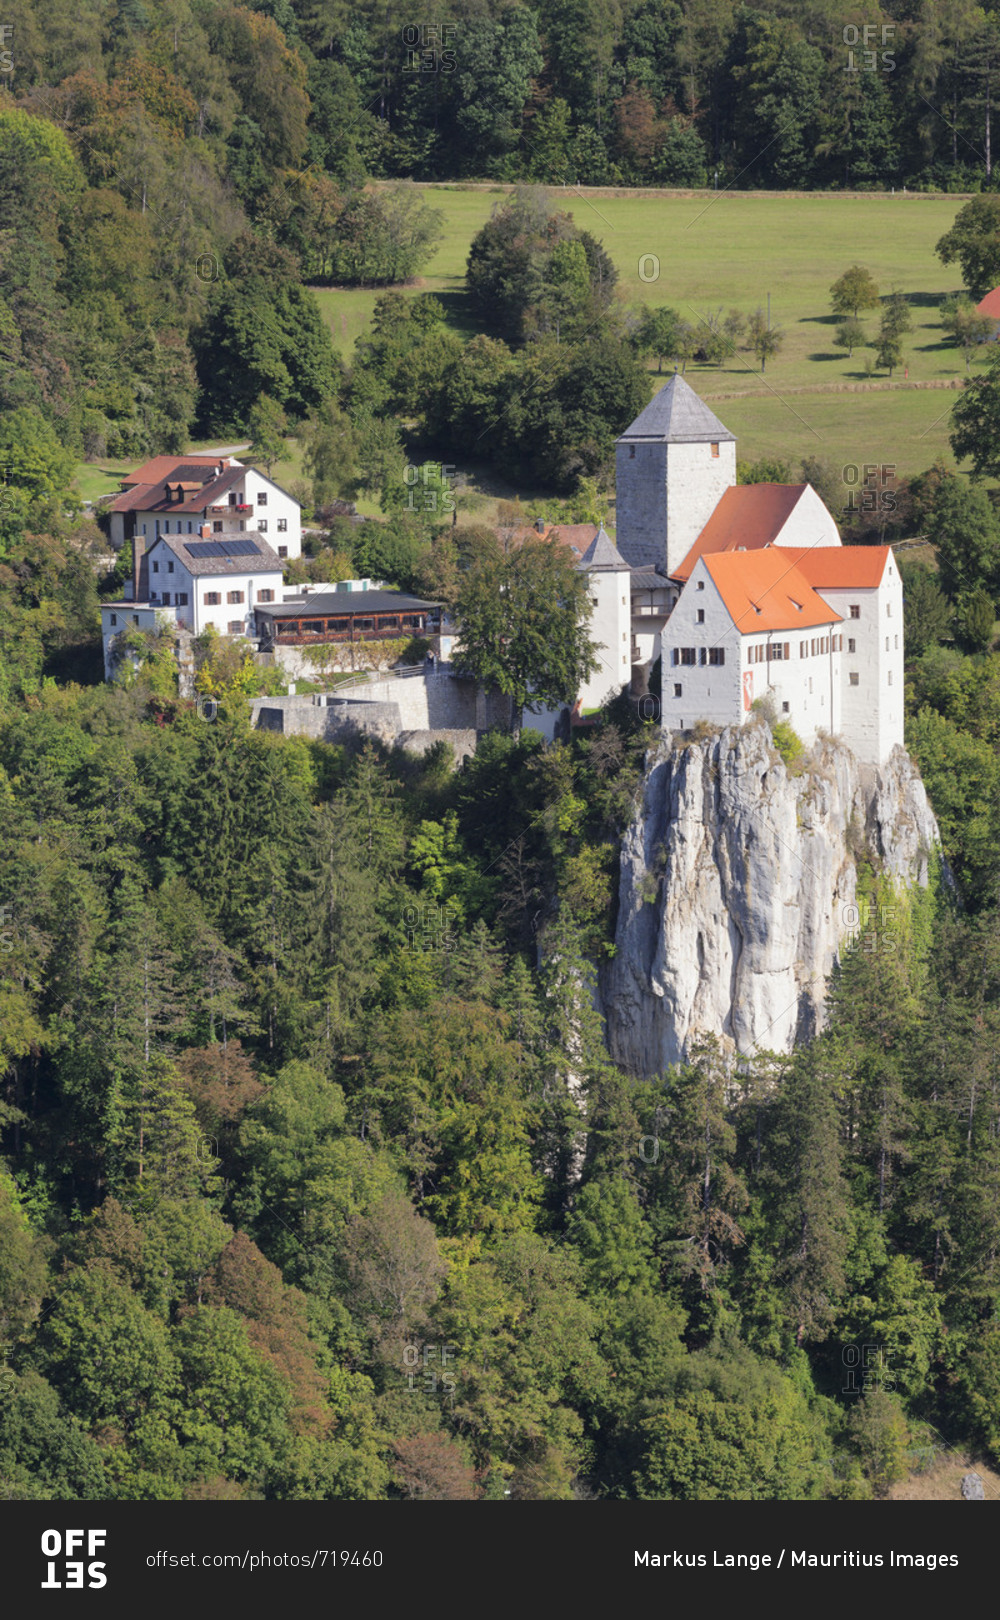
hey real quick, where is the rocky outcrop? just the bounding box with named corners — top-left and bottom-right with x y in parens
top-left (603, 721), bottom-right (939, 1077)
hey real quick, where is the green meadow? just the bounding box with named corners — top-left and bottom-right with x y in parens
top-left (79, 188), bottom-right (979, 505)
top-left (313, 185), bottom-right (976, 482)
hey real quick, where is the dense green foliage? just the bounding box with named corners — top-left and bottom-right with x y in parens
top-left (6, 0), bottom-right (1000, 1507)
top-left (2, 510), bottom-right (1000, 1501)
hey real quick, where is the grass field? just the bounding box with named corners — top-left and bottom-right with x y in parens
top-left (887, 1451), bottom-right (1000, 1501)
top-left (77, 188), bottom-right (979, 506)
top-left (311, 186), bottom-right (976, 483)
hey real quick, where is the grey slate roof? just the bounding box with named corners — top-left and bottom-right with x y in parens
top-left (577, 525), bottom-right (630, 571)
top-left (257, 591), bottom-right (439, 619)
top-left (630, 568), bottom-right (673, 591)
top-left (619, 374), bottom-right (736, 443)
top-left (158, 533), bottom-right (285, 577)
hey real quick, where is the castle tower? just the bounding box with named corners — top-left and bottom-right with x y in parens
top-left (574, 525), bottom-right (633, 711)
top-left (615, 374), bottom-right (737, 576)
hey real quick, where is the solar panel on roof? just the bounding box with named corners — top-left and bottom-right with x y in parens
top-left (186, 541), bottom-right (227, 558)
top-left (221, 540), bottom-right (261, 557)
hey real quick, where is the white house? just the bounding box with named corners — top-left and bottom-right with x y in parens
top-left (794, 546), bottom-right (904, 766)
top-left (139, 532), bottom-right (286, 638)
top-left (108, 455), bottom-right (302, 565)
top-left (660, 544), bottom-right (902, 765)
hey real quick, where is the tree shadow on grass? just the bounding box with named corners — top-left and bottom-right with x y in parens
top-left (432, 287), bottom-right (478, 334)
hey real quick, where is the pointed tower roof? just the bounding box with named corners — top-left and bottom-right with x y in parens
top-left (577, 524), bottom-right (629, 571)
top-left (619, 373), bottom-right (735, 443)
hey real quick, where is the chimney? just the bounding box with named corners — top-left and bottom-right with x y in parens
top-left (133, 529), bottom-right (145, 600)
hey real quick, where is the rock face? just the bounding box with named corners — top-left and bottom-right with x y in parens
top-left (603, 721), bottom-right (940, 1077)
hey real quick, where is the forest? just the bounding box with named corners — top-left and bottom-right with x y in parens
top-left (4, 0), bottom-right (1000, 1504)
top-left (3, 543), bottom-right (1000, 1498)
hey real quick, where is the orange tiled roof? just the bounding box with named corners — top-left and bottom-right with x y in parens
top-left (976, 287), bottom-right (1000, 319)
top-left (673, 485), bottom-right (809, 580)
top-left (785, 545), bottom-right (890, 588)
top-left (702, 550), bottom-right (842, 635)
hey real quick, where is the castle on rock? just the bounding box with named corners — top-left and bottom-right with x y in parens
top-left (586, 375), bottom-right (904, 767)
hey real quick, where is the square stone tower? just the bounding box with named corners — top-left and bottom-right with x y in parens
top-left (615, 374), bottom-right (737, 576)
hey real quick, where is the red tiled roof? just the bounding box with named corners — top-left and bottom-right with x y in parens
top-left (786, 545), bottom-right (890, 588)
top-left (502, 522), bottom-right (600, 561)
top-left (120, 455), bottom-right (228, 489)
top-left (110, 466), bottom-right (245, 515)
top-left (673, 485), bottom-right (809, 580)
top-left (703, 551), bottom-right (842, 635)
top-left (976, 287), bottom-right (1000, 319)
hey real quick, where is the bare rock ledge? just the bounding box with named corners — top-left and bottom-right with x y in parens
top-left (603, 721), bottom-right (940, 1077)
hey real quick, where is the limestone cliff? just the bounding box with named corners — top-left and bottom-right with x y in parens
top-left (603, 720), bottom-right (939, 1077)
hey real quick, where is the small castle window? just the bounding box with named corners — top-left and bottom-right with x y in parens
top-left (629, 446), bottom-right (636, 459)
top-left (710, 442), bottom-right (720, 458)
top-left (849, 672), bottom-right (860, 686)
top-left (674, 683), bottom-right (682, 697)
top-left (109, 613), bottom-right (117, 626)
top-left (697, 609), bottom-right (705, 623)
top-left (709, 648), bottom-right (725, 666)
top-left (782, 701), bottom-right (790, 713)
top-left (848, 637), bottom-right (856, 653)
top-left (699, 648), bottom-right (707, 664)
top-left (888, 671), bottom-right (893, 685)
top-left (697, 580), bottom-right (705, 590)
top-left (849, 605), bottom-right (860, 618)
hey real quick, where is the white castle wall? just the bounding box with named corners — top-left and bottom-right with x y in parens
top-left (577, 566), bottom-right (633, 711)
